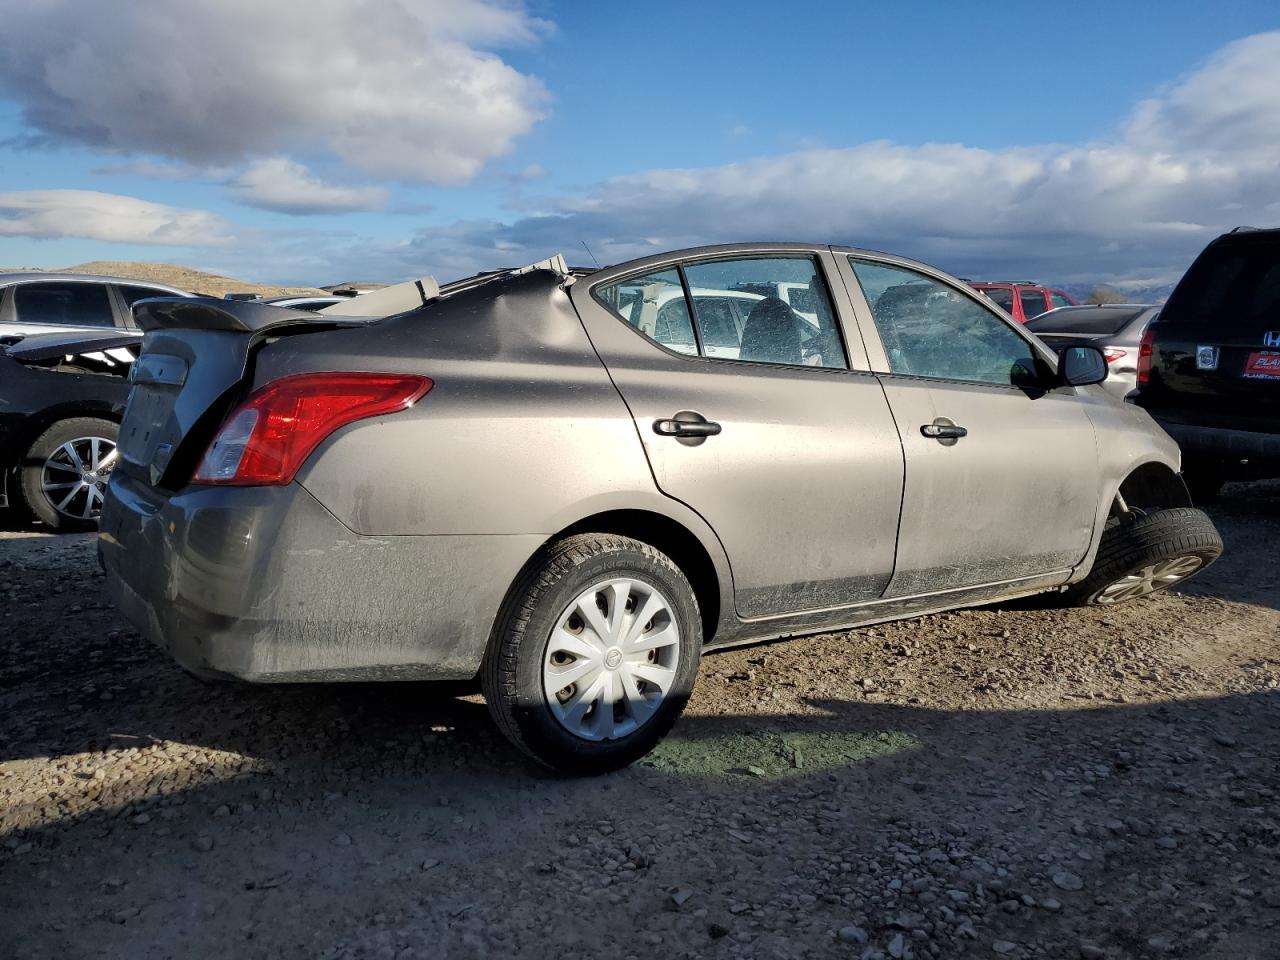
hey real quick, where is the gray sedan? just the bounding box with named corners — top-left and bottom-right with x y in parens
top-left (99, 244), bottom-right (1221, 773)
top-left (1025, 304), bottom-right (1159, 400)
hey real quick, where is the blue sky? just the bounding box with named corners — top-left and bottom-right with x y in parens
top-left (0, 0), bottom-right (1277, 288)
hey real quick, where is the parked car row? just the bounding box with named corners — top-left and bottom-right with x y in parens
top-left (8, 229), bottom-right (1276, 773)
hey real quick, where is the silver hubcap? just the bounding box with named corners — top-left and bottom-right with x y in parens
top-left (1095, 555), bottom-right (1204, 604)
top-left (542, 577), bottom-right (680, 742)
top-left (40, 436), bottom-right (117, 521)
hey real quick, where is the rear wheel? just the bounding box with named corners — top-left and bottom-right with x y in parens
top-left (19, 417), bottom-right (119, 532)
top-left (1063, 507), bottom-right (1222, 606)
top-left (482, 534), bottom-right (701, 775)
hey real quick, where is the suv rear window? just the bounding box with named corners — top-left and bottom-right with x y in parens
top-left (1025, 307), bottom-right (1146, 336)
top-left (1162, 238), bottom-right (1280, 331)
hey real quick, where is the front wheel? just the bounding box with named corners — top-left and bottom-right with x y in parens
top-left (482, 534), bottom-right (701, 775)
top-left (1063, 507), bottom-right (1222, 606)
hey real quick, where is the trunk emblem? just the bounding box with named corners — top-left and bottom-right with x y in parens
top-left (1264, 331), bottom-right (1280, 348)
top-left (1196, 345), bottom-right (1219, 370)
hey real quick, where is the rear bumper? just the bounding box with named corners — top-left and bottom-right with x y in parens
top-left (1151, 417), bottom-right (1280, 476)
top-left (98, 475), bottom-right (541, 682)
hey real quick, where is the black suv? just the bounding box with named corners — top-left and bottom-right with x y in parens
top-left (1133, 227), bottom-right (1280, 499)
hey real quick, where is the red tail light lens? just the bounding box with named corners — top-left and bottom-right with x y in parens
top-left (194, 372), bottom-right (432, 486)
top-left (1136, 328), bottom-right (1155, 384)
top-left (1103, 348), bottom-right (1127, 364)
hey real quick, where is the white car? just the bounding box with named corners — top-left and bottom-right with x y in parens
top-left (0, 273), bottom-right (192, 341)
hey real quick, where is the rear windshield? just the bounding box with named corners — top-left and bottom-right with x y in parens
top-left (1025, 307), bottom-right (1146, 336)
top-left (1162, 237), bottom-right (1280, 330)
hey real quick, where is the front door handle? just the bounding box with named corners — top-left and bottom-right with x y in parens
top-left (653, 411), bottom-right (721, 443)
top-left (921, 420), bottom-right (967, 440)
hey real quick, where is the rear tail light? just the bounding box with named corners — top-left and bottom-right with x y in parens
top-left (1136, 328), bottom-right (1155, 384)
top-left (1103, 348), bottom-right (1127, 364)
top-left (194, 372), bottom-right (431, 486)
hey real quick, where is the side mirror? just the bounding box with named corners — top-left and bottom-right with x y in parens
top-left (1059, 344), bottom-right (1108, 386)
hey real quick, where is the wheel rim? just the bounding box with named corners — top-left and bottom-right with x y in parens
top-left (40, 436), bottom-right (118, 522)
top-left (1094, 554), bottom-right (1204, 604)
top-left (542, 577), bottom-right (680, 742)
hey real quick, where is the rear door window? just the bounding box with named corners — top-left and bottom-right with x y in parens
top-left (13, 282), bottom-right (114, 326)
top-left (595, 256), bottom-right (847, 368)
top-left (683, 256), bottom-right (846, 368)
top-left (1049, 291), bottom-right (1074, 309)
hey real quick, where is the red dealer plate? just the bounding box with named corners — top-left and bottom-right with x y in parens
top-left (1244, 351), bottom-right (1280, 379)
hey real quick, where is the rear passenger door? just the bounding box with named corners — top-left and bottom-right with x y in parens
top-left (841, 256), bottom-right (1099, 597)
top-left (573, 250), bottom-right (904, 618)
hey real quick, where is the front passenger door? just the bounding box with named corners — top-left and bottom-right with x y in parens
top-left (843, 257), bottom-right (1100, 597)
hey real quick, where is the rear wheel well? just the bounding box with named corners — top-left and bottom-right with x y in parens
top-left (555, 510), bottom-right (722, 643)
top-left (1113, 462), bottom-right (1192, 517)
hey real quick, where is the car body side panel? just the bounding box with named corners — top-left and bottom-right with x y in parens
top-left (1067, 389), bottom-right (1184, 583)
top-left (261, 273), bottom-right (667, 539)
top-left (0, 355), bottom-right (130, 470)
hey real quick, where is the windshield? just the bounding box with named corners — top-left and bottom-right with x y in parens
top-left (1025, 306), bottom-right (1146, 336)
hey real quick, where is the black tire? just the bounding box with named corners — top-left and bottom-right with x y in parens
top-left (1063, 507), bottom-right (1222, 607)
top-left (482, 534), bottom-right (701, 775)
top-left (20, 417), bottom-right (119, 533)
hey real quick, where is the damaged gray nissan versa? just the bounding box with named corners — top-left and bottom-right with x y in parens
top-left (99, 244), bottom-right (1223, 773)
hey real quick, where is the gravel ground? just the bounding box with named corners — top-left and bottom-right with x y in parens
top-left (1, 484), bottom-right (1277, 960)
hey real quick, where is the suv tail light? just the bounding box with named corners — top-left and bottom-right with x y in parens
top-left (194, 372), bottom-right (432, 486)
top-left (1136, 327), bottom-right (1156, 385)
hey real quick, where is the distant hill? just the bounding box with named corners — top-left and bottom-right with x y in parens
top-left (2, 261), bottom-right (324, 299)
top-left (1060, 281), bottom-right (1178, 305)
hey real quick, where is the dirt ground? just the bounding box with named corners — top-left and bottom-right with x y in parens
top-left (1, 484), bottom-right (1277, 960)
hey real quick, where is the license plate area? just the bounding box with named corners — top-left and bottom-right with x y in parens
top-left (1244, 351), bottom-right (1280, 380)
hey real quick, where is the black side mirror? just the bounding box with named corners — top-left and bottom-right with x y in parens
top-left (1059, 344), bottom-right (1108, 386)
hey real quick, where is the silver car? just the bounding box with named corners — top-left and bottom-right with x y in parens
top-left (99, 244), bottom-right (1222, 774)
top-left (1024, 304), bottom-right (1159, 400)
top-left (0, 273), bottom-right (192, 341)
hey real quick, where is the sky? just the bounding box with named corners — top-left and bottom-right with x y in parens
top-left (0, 0), bottom-right (1277, 290)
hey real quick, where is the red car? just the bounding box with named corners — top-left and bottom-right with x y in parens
top-left (967, 281), bottom-right (1077, 323)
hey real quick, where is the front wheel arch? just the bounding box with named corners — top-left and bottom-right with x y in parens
top-left (1115, 461), bottom-right (1193, 516)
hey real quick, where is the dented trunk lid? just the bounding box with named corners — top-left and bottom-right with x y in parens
top-left (116, 297), bottom-right (381, 490)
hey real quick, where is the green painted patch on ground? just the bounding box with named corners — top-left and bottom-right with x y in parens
top-left (639, 729), bottom-right (920, 780)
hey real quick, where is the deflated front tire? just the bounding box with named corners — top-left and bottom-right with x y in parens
top-left (1063, 507), bottom-right (1223, 606)
top-left (482, 533), bottom-right (702, 775)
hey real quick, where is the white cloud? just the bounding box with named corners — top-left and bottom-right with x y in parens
top-left (0, 0), bottom-right (548, 184)
top-left (91, 159), bottom-right (228, 181)
top-left (0, 190), bottom-right (231, 246)
top-left (229, 157), bottom-right (389, 214)
top-left (396, 31), bottom-right (1280, 287)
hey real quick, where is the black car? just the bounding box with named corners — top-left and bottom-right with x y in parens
top-left (1133, 226), bottom-right (1280, 499)
top-left (0, 331), bottom-right (138, 531)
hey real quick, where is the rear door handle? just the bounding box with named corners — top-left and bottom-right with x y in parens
top-left (921, 421), bottom-right (967, 440)
top-left (653, 411), bottom-right (721, 441)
